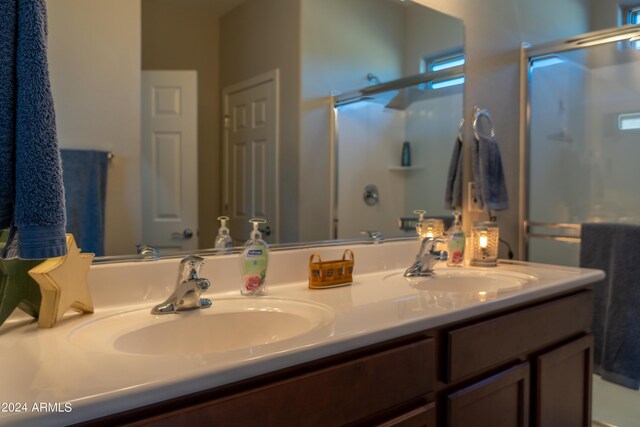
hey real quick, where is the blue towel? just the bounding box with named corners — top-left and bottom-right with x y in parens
top-left (0, 0), bottom-right (67, 260)
top-left (471, 133), bottom-right (509, 211)
top-left (0, 1), bottom-right (17, 230)
top-left (581, 223), bottom-right (640, 390)
top-left (61, 150), bottom-right (109, 256)
top-left (445, 135), bottom-right (463, 210)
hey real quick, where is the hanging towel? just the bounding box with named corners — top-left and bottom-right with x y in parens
top-left (581, 222), bottom-right (640, 390)
top-left (445, 135), bottom-right (463, 210)
top-left (471, 133), bottom-right (509, 211)
top-left (0, 1), bottom-right (17, 230)
top-left (61, 150), bottom-right (109, 256)
top-left (0, 0), bottom-right (67, 260)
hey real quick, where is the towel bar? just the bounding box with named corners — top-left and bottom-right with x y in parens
top-left (527, 233), bottom-right (581, 243)
top-left (473, 107), bottom-right (495, 140)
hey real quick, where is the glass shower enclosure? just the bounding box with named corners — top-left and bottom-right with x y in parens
top-left (521, 24), bottom-right (640, 427)
top-left (521, 25), bottom-right (640, 267)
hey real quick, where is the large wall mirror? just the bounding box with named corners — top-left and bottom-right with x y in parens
top-left (45, 0), bottom-right (464, 258)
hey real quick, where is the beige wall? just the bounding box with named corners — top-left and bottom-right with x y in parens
top-left (414, 0), bottom-right (590, 258)
top-left (47, 0), bottom-right (142, 256)
top-left (220, 0), bottom-right (301, 243)
top-left (404, 5), bottom-right (464, 75)
top-left (591, 0), bottom-right (624, 30)
top-left (141, 0), bottom-right (220, 249)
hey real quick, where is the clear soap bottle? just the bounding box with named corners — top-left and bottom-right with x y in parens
top-left (214, 216), bottom-right (233, 251)
top-left (446, 211), bottom-right (465, 267)
top-left (240, 218), bottom-right (269, 296)
top-left (414, 209), bottom-right (426, 239)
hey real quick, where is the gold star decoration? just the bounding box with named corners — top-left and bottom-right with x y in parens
top-left (29, 234), bottom-right (94, 328)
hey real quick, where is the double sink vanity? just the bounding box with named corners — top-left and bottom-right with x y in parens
top-left (0, 239), bottom-right (603, 426)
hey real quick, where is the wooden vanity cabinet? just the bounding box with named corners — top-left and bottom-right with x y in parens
top-left (440, 290), bottom-right (593, 427)
top-left (78, 289), bottom-right (592, 427)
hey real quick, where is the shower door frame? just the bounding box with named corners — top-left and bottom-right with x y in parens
top-left (518, 24), bottom-right (640, 260)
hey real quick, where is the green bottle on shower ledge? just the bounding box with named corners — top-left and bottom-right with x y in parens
top-left (446, 211), bottom-right (465, 267)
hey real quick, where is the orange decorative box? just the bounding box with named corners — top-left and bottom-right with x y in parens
top-left (308, 250), bottom-right (354, 289)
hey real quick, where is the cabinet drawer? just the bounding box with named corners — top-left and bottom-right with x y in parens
top-left (446, 291), bottom-right (592, 382)
top-left (131, 337), bottom-right (435, 426)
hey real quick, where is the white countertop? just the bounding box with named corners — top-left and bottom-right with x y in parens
top-left (0, 240), bottom-right (604, 426)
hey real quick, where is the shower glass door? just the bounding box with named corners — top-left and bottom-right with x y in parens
top-left (527, 39), bottom-right (640, 266)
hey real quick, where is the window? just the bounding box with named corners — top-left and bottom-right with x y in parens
top-left (622, 4), bottom-right (640, 24)
top-left (420, 50), bottom-right (465, 90)
top-left (530, 55), bottom-right (564, 70)
top-left (430, 76), bottom-right (465, 89)
top-left (430, 54), bottom-right (466, 72)
top-left (422, 53), bottom-right (466, 73)
top-left (618, 112), bottom-right (640, 130)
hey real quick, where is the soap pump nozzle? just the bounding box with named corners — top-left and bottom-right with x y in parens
top-left (215, 216), bottom-right (233, 250)
top-left (414, 209), bottom-right (426, 238)
top-left (249, 218), bottom-right (266, 242)
top-left (451, 210), bottom-right (462, 229)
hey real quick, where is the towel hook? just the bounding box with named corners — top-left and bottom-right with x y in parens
top-left (473, 107), bottom-right (495, 140)
top-left (458, 118), bottom-right (464, 141)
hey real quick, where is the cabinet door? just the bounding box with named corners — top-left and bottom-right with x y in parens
top-left (376, 402), bottom-right (435, 427)
top-left (447, 363), bottom-right (530, 427)
top-left (535, 335), bottom-right (592, 427)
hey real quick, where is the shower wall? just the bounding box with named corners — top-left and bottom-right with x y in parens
top-left (404, 90), bottom-right (463, 217)
top-left (336, 87), bottom-right (462, 239)
top-left (527, 43), bottom-right (640, 266)
top-left (336, 103), bottom-right (407, 239)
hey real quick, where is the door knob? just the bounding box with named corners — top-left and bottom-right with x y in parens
top-left (172, 228), bottom-right (194, 240)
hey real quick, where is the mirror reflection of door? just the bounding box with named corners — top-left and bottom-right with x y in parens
top-left (141, 71), bottom-right (199, 252)
top-left (223, 70), bottom-right (279, 245)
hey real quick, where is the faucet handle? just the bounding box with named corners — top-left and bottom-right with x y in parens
top-left (177, 255), bottom-right (206, 285)
top-left (360, 230), bottom-right (384, 243)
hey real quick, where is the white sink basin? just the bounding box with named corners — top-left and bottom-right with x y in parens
top-left (384, 267), bottom-right (536, 293)
top-left (68, 297), bottom-right (335, 356)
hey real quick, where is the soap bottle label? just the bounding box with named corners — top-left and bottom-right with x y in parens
top-left (447, 231), bottom-right (465, 266)
top-left (241, 244), bottom-right (268, 294)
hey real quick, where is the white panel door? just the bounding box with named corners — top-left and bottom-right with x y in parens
top-left (223, 70), bottom-right (279, 244)
top-left (141, 71), bottom-right (198, 252)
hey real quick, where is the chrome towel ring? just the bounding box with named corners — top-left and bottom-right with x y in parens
top-left (473, 107), bottom-right (495, 140)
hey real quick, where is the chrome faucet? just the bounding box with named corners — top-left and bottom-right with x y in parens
top-left (404, 236), bottom-right (448, 277)
top-left (360, 230), bottom-right (384, 243)
top-left (151, 255), bottom-right (212, 315)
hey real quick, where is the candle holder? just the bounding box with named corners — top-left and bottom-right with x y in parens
top-left (471, 221), bottom-right (499, 267)
top-left (420, 218), bottom-right (445, 239)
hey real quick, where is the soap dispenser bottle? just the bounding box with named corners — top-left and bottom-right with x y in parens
top-left (215, 216), bottom-right (233, 251)
top-left (446, 211), bottom-right (465, 267)
top-left (240, 218), bottom-right (269, 296)
top-left (414, 210), bottom-right (426, 239)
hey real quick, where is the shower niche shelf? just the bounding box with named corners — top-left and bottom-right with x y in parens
top-left (388, 166), bottom-right (424, 172)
